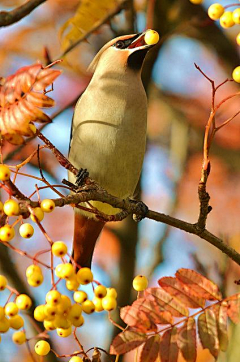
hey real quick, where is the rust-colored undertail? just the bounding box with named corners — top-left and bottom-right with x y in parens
top-left (73, 212), bottom-right (105, 268)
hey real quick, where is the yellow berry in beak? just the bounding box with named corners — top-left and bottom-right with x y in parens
top-left (144, 30), bottom-right (159, 46)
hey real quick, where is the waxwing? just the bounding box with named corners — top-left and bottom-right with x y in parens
top-left (68, 31), bottom-right (158, 267)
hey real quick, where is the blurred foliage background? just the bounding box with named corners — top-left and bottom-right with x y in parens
top-left (0, 0), bottom-right (239, 361)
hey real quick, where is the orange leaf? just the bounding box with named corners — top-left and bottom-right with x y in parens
top-left (198, 309), bottom-right (219, 358)
top-left (227, 293), bottom-right (240, 324)
top-left (217, 301), bottom-right (228, 352)
top-left (177, 317), bottom-right (197, 362)
top-left (133, 298), bottom-right (173, 325)
top-left (140, 335), bottom-right (160, 362)
top-left (159, 276), bottom-right (205, 309)
top-left (110, 330), bottom-right (147, 355)
top-left (0, 62), bottom-right (60, 144)
top-left (159, 327), bottom-right (179, 362)
top-left (145, 288), bottom-right (189, 317)
top-left (176, 269), bottom-right (222, 301)
top-left (120, 304), bottom-right (157, 333)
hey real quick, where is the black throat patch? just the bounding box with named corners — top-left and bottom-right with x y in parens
top-left (127, 48), bottom-right (148, 71)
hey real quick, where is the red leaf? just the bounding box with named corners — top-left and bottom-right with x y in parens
top-left (133, 298), bottom-right (173, 325)
top-left (198, 309), bottom-right (219, 358)
top-left (145, 288), bottom-right (189, 317)
top-left (120, 305), bottom-right (157, 332)
top-left (110, 330), bottom-right (147, 355)
top-left (140, 335), bottom-right (160, 362)
top-left (159, 277), bottom-right (205, 309)
top-left (159, 327), bottom-right (179, 362)
top-left (178, 317), bottom-right (197, 362)
top-left (217, 301), bottom-right (228, 352)
top-left (227, 293), bottom-right (240, 324)
top-left (176, 268), bottom-right (222, 301)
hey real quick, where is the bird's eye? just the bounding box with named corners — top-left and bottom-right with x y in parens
top-left (115, 40), bottom-right (125, 49)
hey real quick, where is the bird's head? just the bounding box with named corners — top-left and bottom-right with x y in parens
top-left (88, 30), bottom-right (159, 75)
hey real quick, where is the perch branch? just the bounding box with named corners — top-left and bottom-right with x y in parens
top-left (0, 0), bottom-right (46, 27)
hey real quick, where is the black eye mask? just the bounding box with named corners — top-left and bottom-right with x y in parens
top-left (112, 34), bottom-right (141, 49)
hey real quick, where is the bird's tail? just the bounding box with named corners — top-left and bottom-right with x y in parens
top-left (73, 211), bottom-right (105, 268)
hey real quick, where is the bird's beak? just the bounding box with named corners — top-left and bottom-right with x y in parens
top-left (127, 32), bottom-right (154, 50)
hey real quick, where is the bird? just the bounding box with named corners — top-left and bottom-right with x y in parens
top-left (68, 30), bottom-right (159, 268)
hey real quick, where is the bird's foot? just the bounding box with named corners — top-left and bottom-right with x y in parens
top-left (76, 168), bottom-right (89, 187)
top-left (128, 198), bottom-right (148, 222)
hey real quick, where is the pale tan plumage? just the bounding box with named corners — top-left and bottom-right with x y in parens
top-left (69, 32), bottom-right (156, 267)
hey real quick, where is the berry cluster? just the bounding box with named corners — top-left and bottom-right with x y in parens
top-left (189, 1), bottom-right (240, 83)
top-left (0, 275), bottom-right (31, 345)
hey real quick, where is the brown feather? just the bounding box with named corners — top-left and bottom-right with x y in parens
top-left (73, 212), bottom-right (105, 268)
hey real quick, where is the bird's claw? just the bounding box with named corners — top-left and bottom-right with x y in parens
top-left (76, 168), bottom-right (89, 187)
top-left (128, 198), bottom-right (148, 222)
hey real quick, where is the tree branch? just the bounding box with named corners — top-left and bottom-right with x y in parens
top-left (0, 0), bottom-right (46, 28)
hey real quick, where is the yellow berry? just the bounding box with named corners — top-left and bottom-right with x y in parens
top-left (208, 3), bottom-right (224, 20)
top-left (34, 305), bottom-right (45, 322)
top-left (77, 267), bottom-right (93, 285)
top-left (144, 30), bottom-right (159, 46)
top-left (0, 201), bottom-right (3, 212)
top-left (0, 317), bottom-right (10, 333)
top-left (57, 326), bottom-right (72, 338)
top-left (9, 315), bottom-right (24, 330)
top-left (92, 297), bottom-right (104, 312)
top-left (73, 291), bottom-right (88, 304)
top-left (0, 275), bottom-right (7, 290)
top-left (28, 272), bottom-right (44, 287)
top-left (233, 8), bottom-right (240, 24)
top-left (232, 66), bottom-right (240, 83)
top-left (43, 304), bottom-right (57, 318)
top-left (57, 295), bottom-right (71, 314)
top-left (60, 263), bottom-right (75, 279)
top-left (237, 33), bottom-right (240, 46)
top-left (70, 314), bottom-right (84, 327)
top-left (69, 356), bottom-right (83, 362)
top-left (54, 315), bottom-right (71, 329)
top-left (0, 164), bottom-right (11, 181)
top-left (133, 275), bottom-right (148, 291)
top-left (102, 296), bottom-right (117, 311)
top-left (5, 302), bottom-right (18, 317)
top-left (220, 11), bottom-right (235, 28)
top-left (19, 223), bottom-right (34, 238)
top-left (69, 304), bottom-right (82, 319)
top-left (0, 306), bottom-right (5, 319)
top-left (3, 199), bottom-right (19, 216)
top-left (55, 263), bottom-right (65, 278)
top-left (40, 199), bottom-right (55, 213)
top-left (16, 294), bottom-right (32, 310)
top-left (46, 290), bottom-right (61, 306)
top-left (44, 320), bottom-right (56, 331)
top-left (189, 0), bottom-right (203, 4)
top-left (94, 285), bottom-right (107, 298)
top-left (52, 241), bottom-right (68, 257)
top-left (81, 300), bottom-right (95, 314)
top-left (12, 330), bottom-right (26, 344)
top-left (35, 340), bottom-right (50, 356)
top-left (66, 278), bottom-right (80, 291)
top-left (30, 207), bottom-right (44, 223)
top-left (106, 287), bottom-right (117, 298)
top-left (0, 224), bottom-right (15, 242)
top-left (26, 264), bottom-right (42, 278)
